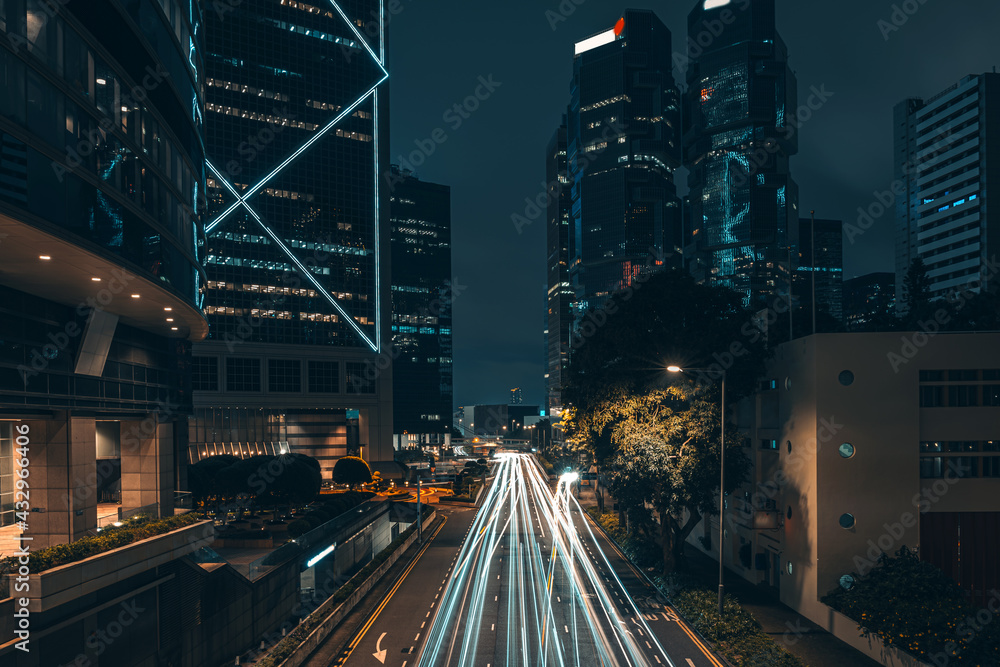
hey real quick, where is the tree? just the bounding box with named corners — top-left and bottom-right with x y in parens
top-left (332, 456), bottom-right (373, 489)
top-left (600, 386), bottom-right (749, 573)
top-left (900, 257), bottom-right (932, 328)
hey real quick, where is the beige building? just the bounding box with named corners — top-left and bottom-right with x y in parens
top-left (690, 332), bottom-right (1000, 629)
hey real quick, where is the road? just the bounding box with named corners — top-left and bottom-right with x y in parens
top-left (334, 453), bottom-right (725, 667)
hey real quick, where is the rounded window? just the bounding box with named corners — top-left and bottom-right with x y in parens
top-left (839, 442), bottom-right (855, 459)
top-left (787, 440), bottom-right (792, 453)
top-left (839, 574), bottom-right (856, 590)
top-left (838, 370), bottom-right (855, 386)
top-left (787, 561), bottom-right (793, 575)
top-left (787, 506), bottom-right (793, 520)
top-left (839, 513), bottom-right (856, 529)
top-left (785, 377), bottom-right (792, 391)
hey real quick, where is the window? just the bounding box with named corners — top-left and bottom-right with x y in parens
top-left (839, 513), bottom-right (856, 529)
top-left (920, 457), bottom-right (944, 478)
top-left (947, 441), bottom-right (978, 453)
top-left (192, 356), bottom-right (219, 391)
top-left (760, 439), bottom-right (778, 450)
top-left (920, 441), bottom-right (943, 453)
top-left (984, 386), bottom-right (1000, 406)
top-left (839, 442), bottom-right (855, 458)
top-left (0, 423), bottom-right (13, 527)
top-left (919, 370), bottom-right (945, 382)
top-left (983, 457), bottom-right (1000, 478)
top-left (948, 385), bottom-right (978, 407)
top-left (948, 369), bottom-right (977, 381)
top-left (346, 362), bottom-right (375, 394)
top-left (983, 370), bottom-right (1000, 381)
top-left (308, 361), bottom-right (340, 393)
top-left (920, 385), bottom-right (943, 407)
top-left (226, 358), bottom-right (261, 392)
top-left (838, 370), bottom-right (855, 386)
top-left (268, 360), bottom-right (301, 393)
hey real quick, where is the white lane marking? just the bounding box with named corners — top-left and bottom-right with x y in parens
top-left (564, 625), bottom-right (569, 633)
top-left (685, 660), bottom-right (696, 667)
top-left (654, 657), bottom-right (661, 664)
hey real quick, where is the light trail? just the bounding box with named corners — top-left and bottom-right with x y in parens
top-left (417, 453), bottom-right (678, 667)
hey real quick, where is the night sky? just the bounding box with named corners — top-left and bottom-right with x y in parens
top-left (386, 0), bottom-right (1000, 409)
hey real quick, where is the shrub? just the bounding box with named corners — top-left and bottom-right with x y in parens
top-left (286, 520), bottom-right (312, 538)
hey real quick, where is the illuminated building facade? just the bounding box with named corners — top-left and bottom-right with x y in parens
top-left (388, 166), bottom-right (452, 449)
top-left (843, 272), bottom-right (895, 331)
top-left (894, 73), bottom-right (1000, 303)
top-left (566, 9), bottom-right (682, 314)
top-left (546, 119), bottom-right (573, 416)
top-left (683, 0), bottom-right (799, 307)
top-left (0, 0), bottom-right (206, 553)
top-left (191, 0), bottom-right (393, 478)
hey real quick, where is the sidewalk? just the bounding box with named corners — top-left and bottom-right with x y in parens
top-left (576, 483), bottom-right (881, 667)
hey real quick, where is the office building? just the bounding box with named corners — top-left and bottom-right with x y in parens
top-left (693, 333), bottom-right (1000, 664)
top-left (894, 73), bottom-right (1000, 304)
top-left (796, 217), bottom-right (843, 326)
top-left (389, 166), bottom-right (452, 450)
top-left (510, 387), bottom-right (523, 405)
top-left (546, 119), bottom-right (573, 416)
top-left (683, 0), bottom-right (799, 307)
top-left (472, 404), bottom-right (541, 436)
top-left (191, 0), bottom-right (393, 478)
top-left (843, 271), bottom-right (896, 331)
top-left (567, 10), bottom-right (682, 314)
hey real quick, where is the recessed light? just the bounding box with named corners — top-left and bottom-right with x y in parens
top-left (96, 78), bottom-right (106, 85)
top-left (130, 294), bottom-right (140, 299)
top-left (164, 307), bottom-right (172, 312)
top-left (39, 255), bottom-right (51, 260)
top-left (170, 327), bottom-right (178, 331)
top-left (91, 277), bottom-right (101, 282)
top-left (166, 318), bottom-right (174, 322)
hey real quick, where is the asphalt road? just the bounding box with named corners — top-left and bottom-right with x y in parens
top-left (329, 454), bottom-right (725, 667)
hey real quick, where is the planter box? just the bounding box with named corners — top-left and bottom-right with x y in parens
top-left (8, 520), bottom-right (214, 613)
top-left (826, 608), bottom-right (934, 667)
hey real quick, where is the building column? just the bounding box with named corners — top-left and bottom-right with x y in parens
top-left (25, 414), bottom-right (97, 549)
top-left (120, 417), bottom-right (175, 517)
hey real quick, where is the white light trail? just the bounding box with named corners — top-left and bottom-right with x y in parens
top-left (417, 454), bottom-right (677, 666)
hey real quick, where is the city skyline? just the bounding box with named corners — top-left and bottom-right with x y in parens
top-left (388, 0), bottom-right (1000, 407)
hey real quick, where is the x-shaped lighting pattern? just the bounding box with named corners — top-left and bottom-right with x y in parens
top-left (203, 0), bottom-right (388, 352)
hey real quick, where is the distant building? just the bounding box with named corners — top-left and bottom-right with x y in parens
top-left (472, 404), bottom-right (540, 436)
top-left (684, 0), bottom-right (799, 307)
top-left (796, 217), bottom-right (843, 326)
top-left (389, 167), bottom-right (453, 451)
top-left (894, 73), bottom-right (1000, 304)
top-left (697, 333), bottom-right (1000, 663)
top-left (546, 119), bottom-right (573, 416)
top-left (510, 387), bottom-right (523, 405)
top-left (567, 10), bottom-right (682, 314)
top-left (843, 272), bottom-right (895, 331)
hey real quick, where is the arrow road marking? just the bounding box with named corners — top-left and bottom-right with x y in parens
top-left (373, 632), bottom-right (387, 663)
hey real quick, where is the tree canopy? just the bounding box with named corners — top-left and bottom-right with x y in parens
top-left (332, 455), bottom-right (373, 489)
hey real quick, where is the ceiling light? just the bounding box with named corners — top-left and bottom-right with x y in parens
top-left (96, 78), bottom-right (106, 85)
top-left (164, 307), bottom-right (172, 311)
top-left (130, 294), bottom-right (140, 299)
top-left (170, 327), bottom-right (178, 331)
top-left (166, 318), bottom-right (174, 322)
top-left (91, 277), bottom-right (101, 282)
top-left (39, 255), bottom-right (51, 260)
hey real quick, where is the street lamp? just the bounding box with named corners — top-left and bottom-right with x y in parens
top-left (668, 364), bottom-right (727, 616)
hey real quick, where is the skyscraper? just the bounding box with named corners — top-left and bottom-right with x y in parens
top-left (388, 166), bottom-right (453, 449)
top-left (567, 10), bottom-right (682, 314)
top-left (843, 272), bottom-right (896, 331)
top-left (683, 0), bottom-right (799, 307)
top-left (191, 0), bottom-right (392, 478)
top-left (797, 217), bottom-right (843, 326)
top-left (0, 0), bottom-right (206, 552)
top-left (894, 73), bottom-right (999, 303)
top-left (546, 118), bottom-right (572, 416)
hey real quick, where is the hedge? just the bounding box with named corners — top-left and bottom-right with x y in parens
top-left (256, 507), bottom-right (434, 667)
top-left (0, 513), bottom-right (204, 575)
top-left (823, 547), bottom-right (1000, 666)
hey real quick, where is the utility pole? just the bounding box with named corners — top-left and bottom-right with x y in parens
top-left (810, 210), bottom-right (817, 335)
top-left (416, 475), bottom-right (422, 543)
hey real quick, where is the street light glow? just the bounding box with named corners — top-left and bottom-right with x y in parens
top-left (667, 365), bottom-right (682, 373)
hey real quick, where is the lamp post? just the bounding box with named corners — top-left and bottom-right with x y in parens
top-left (668, 364), bottom-right (727, 615)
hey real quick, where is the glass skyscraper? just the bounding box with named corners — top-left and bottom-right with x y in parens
top-left (567, 9), bottom-right (682, 314)
top-left (545, 118), bottom-right (572, 416)
top-left (683, 0), bottom-right (798, 307)
top-left (388, 166), bottom-right (453, 449)
top-left (191, 0), bottom-right (393, 477)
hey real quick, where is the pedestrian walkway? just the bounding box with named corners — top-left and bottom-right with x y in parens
top-left (576, 482), bottom-right (882, 667)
